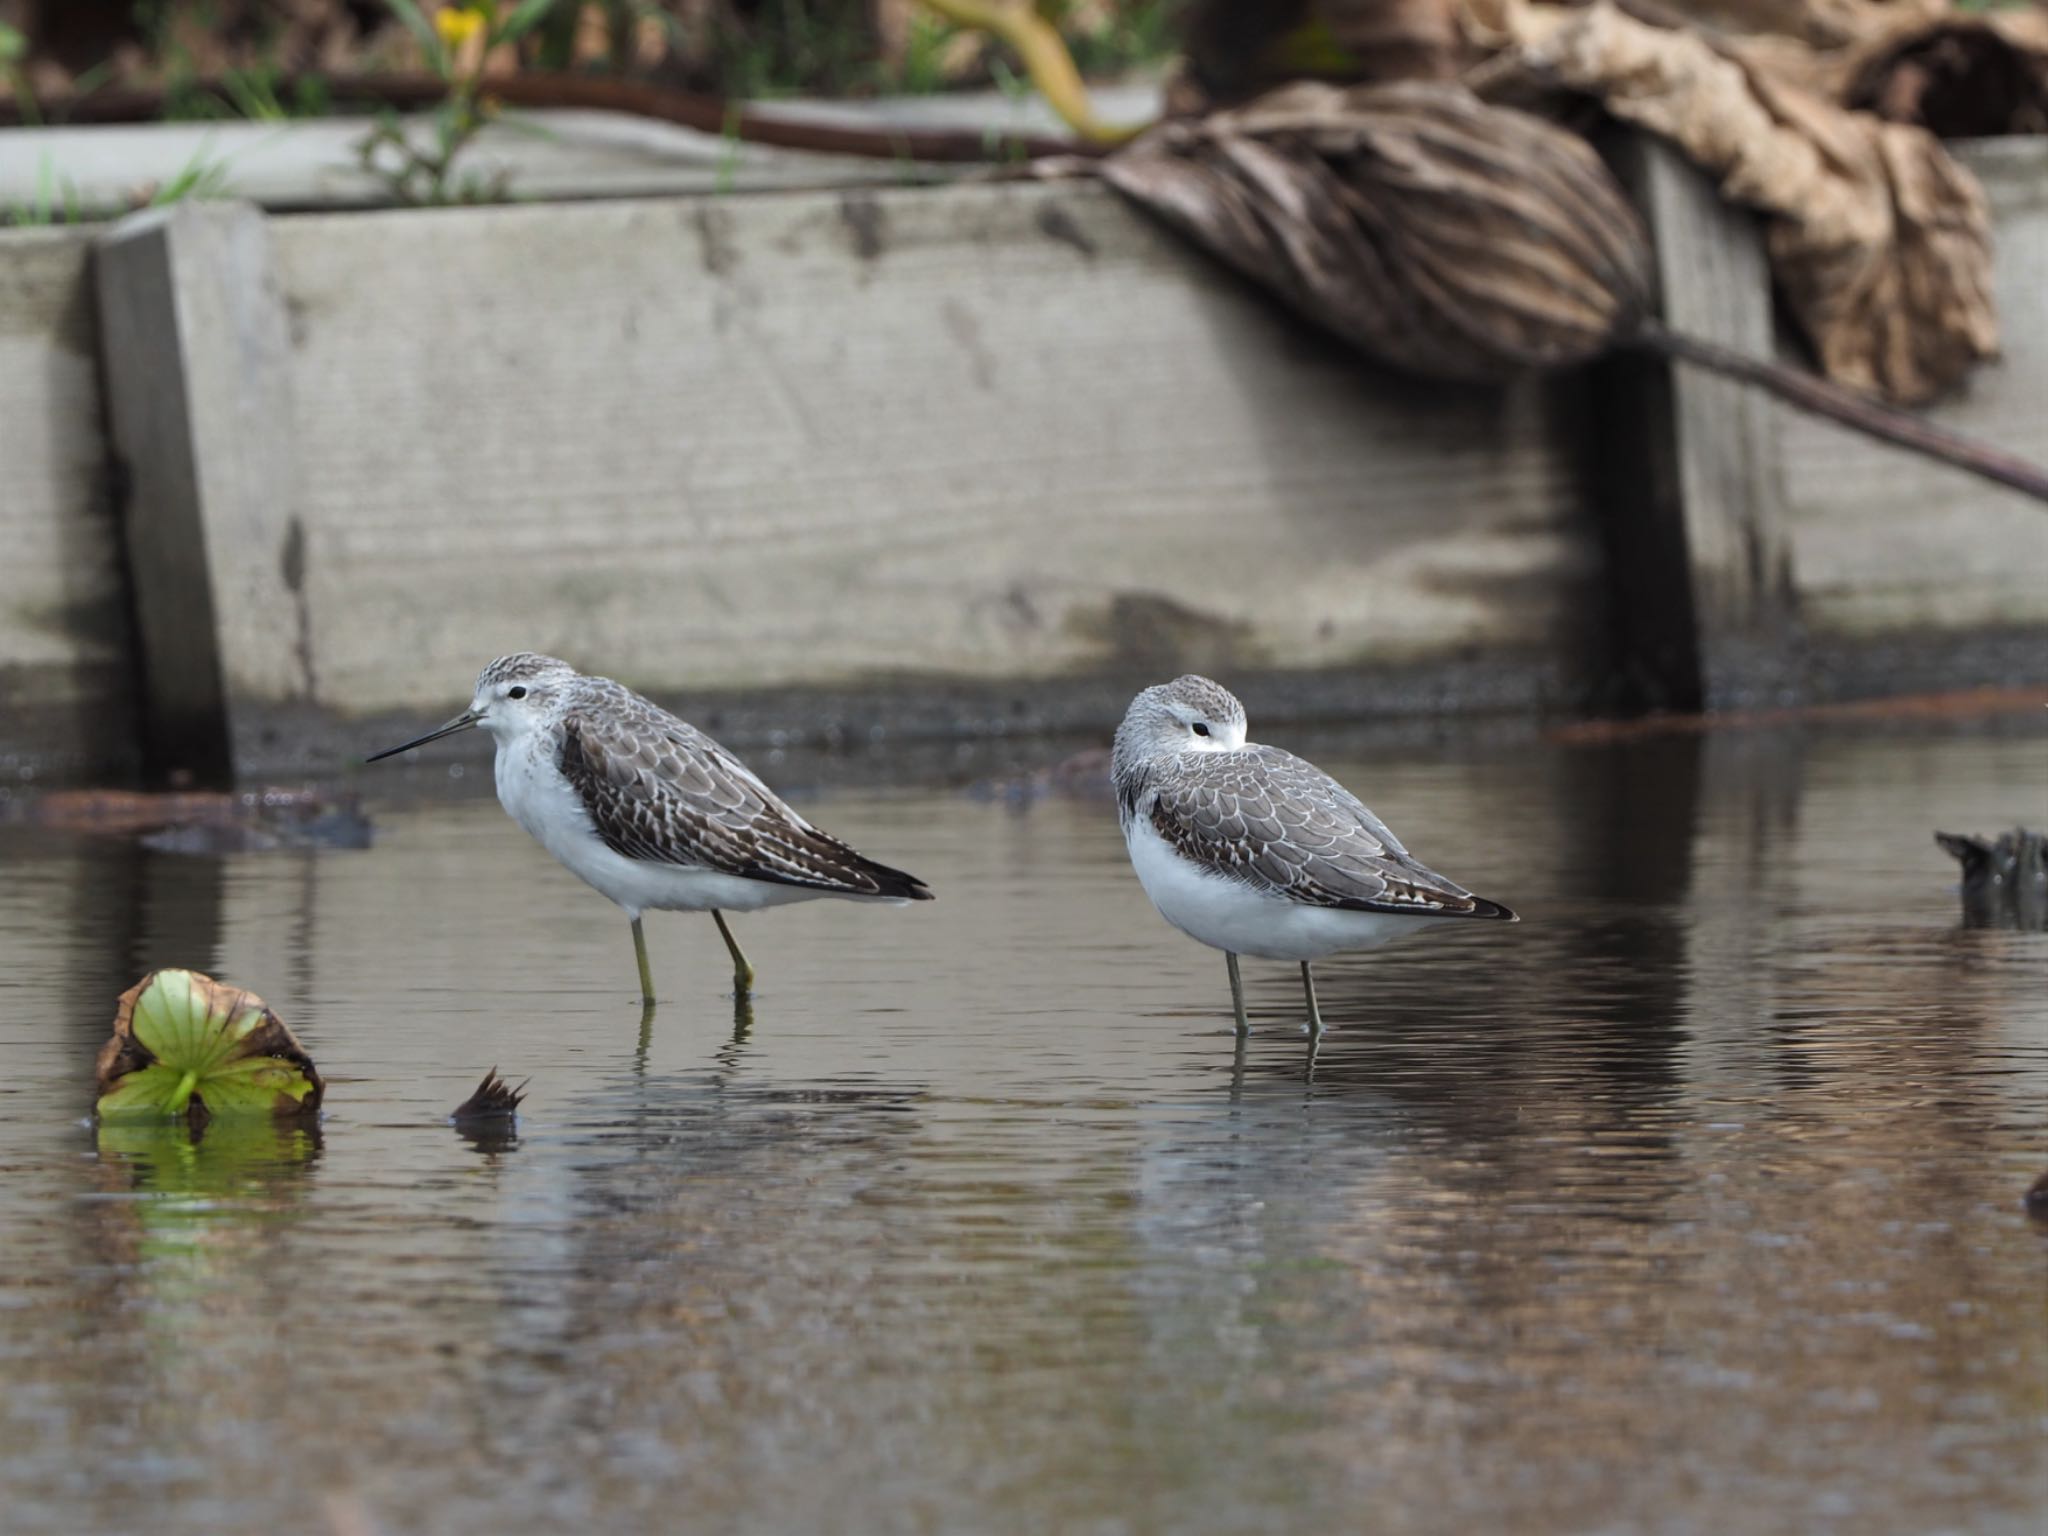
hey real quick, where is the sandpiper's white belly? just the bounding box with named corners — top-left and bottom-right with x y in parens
top-left (1123, 812), bottom-right (1441, 962)
top-left (495, 737), bottom-right (822, 916)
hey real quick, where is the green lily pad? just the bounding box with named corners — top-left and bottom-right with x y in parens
top-left (94, 969), bottom-right (323, 1125)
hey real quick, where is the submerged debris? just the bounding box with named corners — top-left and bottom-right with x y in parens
top-left (94, 970), bottom-right (324, 1127)
top-left (1935, 828), bottom-right (2048, 931)
top-left (966, 746), bottom-right (1115, 805)
top-left (8, 787), bottom-right (372, 852)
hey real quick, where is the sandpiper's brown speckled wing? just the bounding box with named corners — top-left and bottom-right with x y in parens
top-left (1148, 745), bottom-right (1513, 919)
top-left (556, 683), bottom-right (931, 900)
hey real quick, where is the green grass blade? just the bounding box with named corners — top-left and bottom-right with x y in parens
top-left (497, 0), bottom-right (562, 48)
top-left (386, 0), bottom-right (452, 79)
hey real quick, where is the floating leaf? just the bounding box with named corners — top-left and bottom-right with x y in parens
top-left (1101, 80), bottom-right (1653, 384)
top-left (94, 969), bottom-right (323, 1125)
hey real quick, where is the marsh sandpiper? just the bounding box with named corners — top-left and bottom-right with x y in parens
top-left (1112, 676), bottom-right (1515, 1035)
top-left (368, 654), bottom-right (933, 1006)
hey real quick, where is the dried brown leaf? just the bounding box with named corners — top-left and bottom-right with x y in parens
top-left (1844, 10), bottom-right (2048, 136)
top-left (1102, 79), bottom-right (1652, 382)
top-left (1472, 0), bottom-right (1997, 404)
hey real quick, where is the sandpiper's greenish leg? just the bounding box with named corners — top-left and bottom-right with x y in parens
top-left (630, 916), bottom-right (657, 1006)
top-left (1225, 951), bottom-right (1249, 1035)
top-left (712, 910), bottom-right (755, 997)
top-left (634, 998), bottom-right (656, 1073)
top-left (1300, 961), bottom-right (1324, 1035)
top-left (730, 991), bottom-right (753, 1044)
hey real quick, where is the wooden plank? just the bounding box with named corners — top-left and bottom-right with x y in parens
top-left (240, 179), bottom-right (1598, 759)
top-left (1777, 138), bottom-right (2048, 659)
top-left (95, 201), bottom-right (303, 784)
top-left (1590, 135), bottom-right (1799, 713)
top-left (0, 226), bottom-right (136, 779)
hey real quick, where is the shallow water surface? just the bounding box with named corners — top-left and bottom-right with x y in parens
top-left (0, 725), bottom-right (2043, 1535)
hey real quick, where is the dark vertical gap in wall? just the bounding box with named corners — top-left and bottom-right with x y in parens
top-left (81, 244), bottom-right (155, 789)
top-left (1583, 341), bottom-right (1706, 717)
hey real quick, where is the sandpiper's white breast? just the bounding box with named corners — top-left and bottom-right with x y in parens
top-left (493, 730), bottom-right (818, 917)
top-left (1122, 807), bottom-right (1440, 962)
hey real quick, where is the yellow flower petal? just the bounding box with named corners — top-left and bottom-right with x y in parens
top-left (435, 7), bottom-right (486, 49)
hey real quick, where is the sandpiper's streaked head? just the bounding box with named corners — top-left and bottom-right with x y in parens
top-left (469, 653), bottom-right (579, 741)
top-left (364, 653), bottom-right (581, 762)
top-left (1113, 674), bottom-right (1248, 773)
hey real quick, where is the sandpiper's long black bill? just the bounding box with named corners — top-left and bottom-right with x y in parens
top-left (365, 711), bottom-right (479, 763)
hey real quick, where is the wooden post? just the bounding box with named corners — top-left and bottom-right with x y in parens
top-left (94, 201), bottom-right (302, 785)
top-left (1589, 135), bottom-right (1801, 713)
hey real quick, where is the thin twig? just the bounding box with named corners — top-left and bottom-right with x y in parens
top-left (1637, 321), bottom-right (2048, 506)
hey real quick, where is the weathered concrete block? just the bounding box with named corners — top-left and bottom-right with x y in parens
top-left (95, 201), bottom-right (302, 783)
top-left (1778, 139), bottom-right (2048, 671)
top-left (0, 226), bottom-right (135, 779)
top-left (101, 181), bottom-right (1601, 772)
top-left (1590, 136), bottom-right (1798, 713)
top-left (62, 135), bottom-right (2045, 783)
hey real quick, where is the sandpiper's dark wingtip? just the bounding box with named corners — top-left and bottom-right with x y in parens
top-left (812, 841), bottom-right (934, 902)
top-left (1469, 896), bottom-right (1519, 922)
top-left (870, 864), bottom-right (935, 902)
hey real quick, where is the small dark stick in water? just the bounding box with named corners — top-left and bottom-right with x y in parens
top-left (1097, 80), bottom-right (2048, 504)
top-left (1935, 828), bottom-right (2048, 930)
top-left (451, 1068), bottom-right (528, 1126)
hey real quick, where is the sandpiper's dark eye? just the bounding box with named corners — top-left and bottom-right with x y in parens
top-left (1192, 722), bottom-right (1210, 737)
top-left (507, 686), bottom-right (528, 700)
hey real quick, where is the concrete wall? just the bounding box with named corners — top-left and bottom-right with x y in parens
top-left (269, 184), bottom-right (1595, 703)
top-left (94, 181), bottom-right (1605, 777)
top-left (0, 226), bottom-right (134, 778)
top-left (2, 133), bottom-right (2044, 782)
top-left (1779, 139), bottom-right (2048, 682)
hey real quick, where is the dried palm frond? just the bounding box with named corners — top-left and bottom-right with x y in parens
top-left (1467, 0), bottom-right (1999, 407)
top-left (1099, 78), bottom-right (2048, 502)
top-left (1103, 79), bottom-right (1652, 382)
